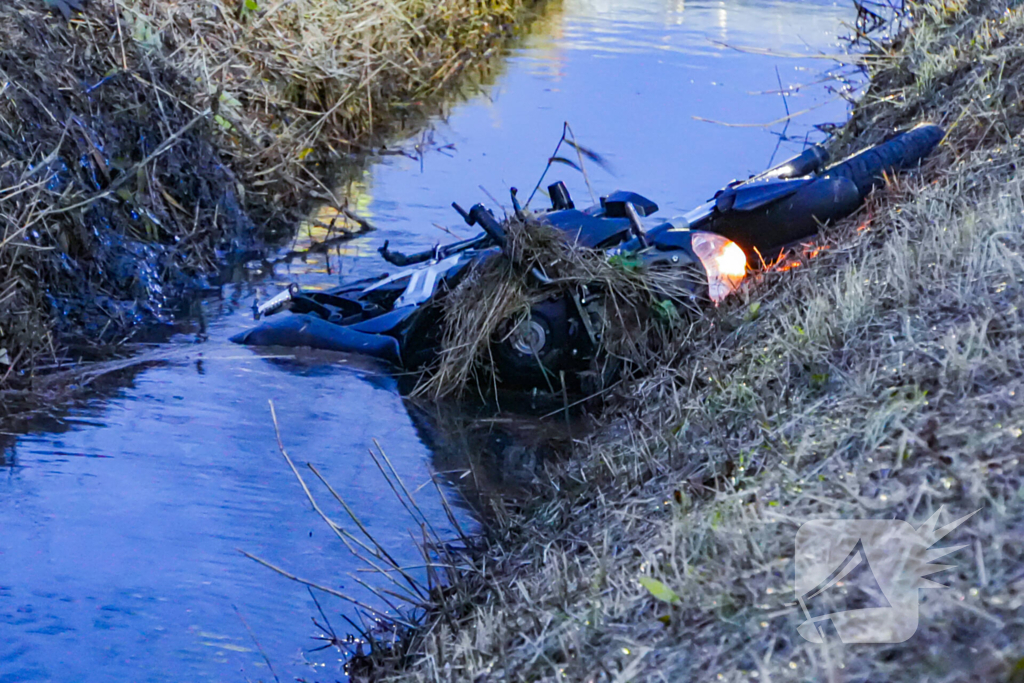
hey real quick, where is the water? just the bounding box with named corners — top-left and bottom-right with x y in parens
top-left (0, 1), bottom-right (853, 681)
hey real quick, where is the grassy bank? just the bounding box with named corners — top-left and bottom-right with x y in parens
top-left (117, 0), bottom-right (534, 216)
top-left (380, 1), bottom-right (1024, 680)
top-left (0, 0), bottom-right (534, 395)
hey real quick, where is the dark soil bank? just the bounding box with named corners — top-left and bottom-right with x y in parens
top-left (0, 2), bottom-right (255, 382)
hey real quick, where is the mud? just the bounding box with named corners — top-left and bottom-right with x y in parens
top-left (0, 1), bottom-right (261, 385)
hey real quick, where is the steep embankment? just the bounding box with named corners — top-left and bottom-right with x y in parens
top-left (388, 1), bottom-right (1024, 681)
top-left (0, 0), bottom-right (534, 394)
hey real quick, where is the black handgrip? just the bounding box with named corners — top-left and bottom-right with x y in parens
top-left (468, 204), bottom-right (507, 249)
top-left (453, 201), bottom-right (506, 249)
top-left (452, 202), bottom-right (471, 223)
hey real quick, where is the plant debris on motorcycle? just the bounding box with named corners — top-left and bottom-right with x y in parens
top-left (416, 213), bottom-right (715, 399)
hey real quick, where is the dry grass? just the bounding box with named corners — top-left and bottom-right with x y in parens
top-left (415, 217), bottom-right (706, 399)
top-left (117, 0), bottom-right (534, 212)
top-left (0, 0), bottom-right (246, 389)
top-left (366, 1), bottom-right (1024, 680)
top-left (0, 0), bottom-right (536, 394)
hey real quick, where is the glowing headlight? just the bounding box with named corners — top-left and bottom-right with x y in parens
top-left (690, 232), bottom-right (747, 303)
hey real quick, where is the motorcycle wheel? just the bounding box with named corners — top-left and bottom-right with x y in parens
top-left (493, 298), bottom-right (574, 387)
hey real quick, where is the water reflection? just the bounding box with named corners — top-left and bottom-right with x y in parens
top-left (0, 0), bottom-right (853, 681)
top-left (0, 434), bottom-right (13, 468)
top-left (406, 397), bottom-right (578, 509)
top-left (291, 0), bottom-right (854, 287)
top-left (0, 341), bottom-right (458, 682)
top-left (532, 0), bottom-right (848, 58)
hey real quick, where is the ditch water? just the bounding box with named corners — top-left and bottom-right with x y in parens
top-left (0, 1), bottom-right (855, 680)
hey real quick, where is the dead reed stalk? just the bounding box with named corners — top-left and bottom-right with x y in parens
top-left (252, 401), bottom-right (497, 681)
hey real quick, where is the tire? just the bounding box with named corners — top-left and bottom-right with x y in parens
top-left (825, 123), bottom-right (945, 199)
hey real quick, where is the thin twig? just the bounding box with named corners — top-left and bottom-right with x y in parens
top-left (238, 550), bottom-right (415, 628)
top-left (233, 604), bottom-right (281, 683)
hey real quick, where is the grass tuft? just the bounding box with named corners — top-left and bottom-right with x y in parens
top-left (414, 216), bottom-right (707, 399)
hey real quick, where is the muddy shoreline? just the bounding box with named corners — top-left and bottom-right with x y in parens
top-left (371, 1), bottom-right (1024, 681)
top-left (0, 0), bottom-right (537, 401)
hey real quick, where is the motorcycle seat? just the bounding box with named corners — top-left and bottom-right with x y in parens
top-left (715, 177), bottom-right (813, 213)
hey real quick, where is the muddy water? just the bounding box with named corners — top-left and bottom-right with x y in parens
top-left (0, 1), bottom-right (852, 681)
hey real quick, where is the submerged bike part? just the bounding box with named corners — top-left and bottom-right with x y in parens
top-left (230, 313), bottom-right (402, 365)
top-left (690, 233), bottom-right (747, 303)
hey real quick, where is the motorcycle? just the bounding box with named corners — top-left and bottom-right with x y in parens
top-left (231, 123), bottom-right (944, 387)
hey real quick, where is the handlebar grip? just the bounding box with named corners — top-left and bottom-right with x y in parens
top-left (452, 202), bottom-right (471, 223)
top-left (452, 201), bottom-right (507, 250)
top-left (762, 145), bottom-right (830, 180)
top-left (468, 203), bottom-right (507, 249)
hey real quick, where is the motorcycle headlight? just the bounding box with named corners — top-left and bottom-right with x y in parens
top-left (690, 232), bottom-right (747, 303)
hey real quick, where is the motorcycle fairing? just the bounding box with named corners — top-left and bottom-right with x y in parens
top-left (708, 175), bottom-right (861, 259)
top-left (715, 177), bottom-right (813, 212)
top-left (648, 226), bottom-right (704, 252)
top-left (392, 253), bottom-right (467, 307)
top-left (350, 306), bottom-right (419, 334)
top-left (601, 190), bottom-right (659, 218)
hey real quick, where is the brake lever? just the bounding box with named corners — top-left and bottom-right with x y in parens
top-left (510, 187), bottom-right (525, 221)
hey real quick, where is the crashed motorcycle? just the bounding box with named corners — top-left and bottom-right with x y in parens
top-left (232, 123), bottom-right (944, 386)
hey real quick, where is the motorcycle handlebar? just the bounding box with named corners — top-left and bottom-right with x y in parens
top-left (452, 201), bottom-right (471, 222)
top-left (452, 201), bottom-right (507, 249)
top-left (378, 240), bottom-right (434, 266)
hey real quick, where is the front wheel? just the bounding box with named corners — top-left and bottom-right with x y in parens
top-left (493, 298), bottom-right (576, 387)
